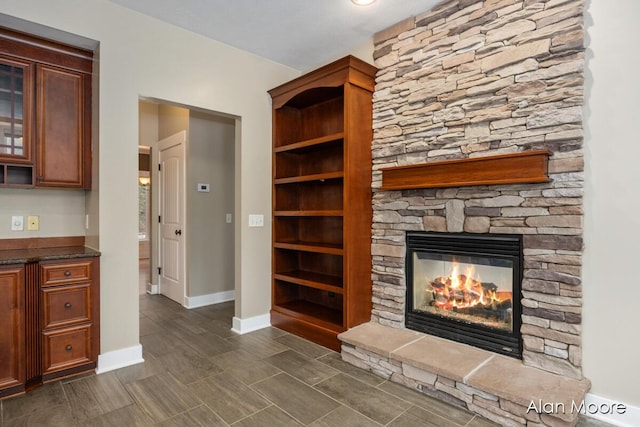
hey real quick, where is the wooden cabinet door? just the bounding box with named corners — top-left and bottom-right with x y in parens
top-left (0, 55), bottom-right (34, 165)
top-left (35, 64), bottom-right (89, 188)
top-left (0, 266), bottom-right (25, 395)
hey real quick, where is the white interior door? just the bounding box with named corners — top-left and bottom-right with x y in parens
top-left (158, 131), bottom-right (186, 305)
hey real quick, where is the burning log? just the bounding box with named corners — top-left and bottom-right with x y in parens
top-left (482, 282), bottom-right (498, 293)
top-left (427, 273), bottom-right (510, 313)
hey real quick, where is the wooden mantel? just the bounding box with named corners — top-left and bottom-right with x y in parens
top-left (379, 150), bottom-right (551, 190)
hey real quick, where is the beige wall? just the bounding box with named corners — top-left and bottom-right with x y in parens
top-left (583, 0), bottom-right (640, 408)
top-left (139, 101), bottom-right (159, 147)
top-left (188, 111), bottom-right (235, 297)
top-left (158, 104), bottom-right (189, 141)
top-left (305, 38), bottom-right (375, 73)
top-left (2, 0), bottom-right (298, 357)
top-left (0, 189), bottom-right (86, 238)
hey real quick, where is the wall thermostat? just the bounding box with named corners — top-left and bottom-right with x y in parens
top-left (197, 183), bottom-right (210, 192)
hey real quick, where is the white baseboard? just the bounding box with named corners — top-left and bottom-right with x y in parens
top-left (146, 282), bottom-right (158, 295)
top-left (184, 290), bottom-right (235, 309)
top-left (96, 344), bottom-right (144, 374)
top-left (583, 393), bottom-right (640, 427)
top-left (231, 313), bottom-right (271, 334)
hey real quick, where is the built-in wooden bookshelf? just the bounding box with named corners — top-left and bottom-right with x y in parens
top-left (268, 56), bottom-right (377, 351)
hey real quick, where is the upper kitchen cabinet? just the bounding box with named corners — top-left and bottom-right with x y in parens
top-left (0, 55), bottom-right (33, 165)
top-left (0, 29), bottom-right (92, 189)
top-left (0, 55), bottom-right (34, 186)
top-left (35, 64), bottom-right (90, 188)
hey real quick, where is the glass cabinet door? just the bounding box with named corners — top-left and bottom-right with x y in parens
top-left (0, 55), bottom-right (33, 164)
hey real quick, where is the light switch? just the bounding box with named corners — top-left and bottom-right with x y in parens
top-left (226, 213), bottom-right (233, 224)
top-left (11, 215), bottom-right (24, 231)
top-left (27, 215), bottom-right (40, 231)
top-left (248, 214), bottom-right (264, 227)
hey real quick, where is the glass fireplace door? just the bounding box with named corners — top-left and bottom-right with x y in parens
top-left (413, 252), bottom-right (514, 332)
top-left (406, 232), bottom-right (522, 358)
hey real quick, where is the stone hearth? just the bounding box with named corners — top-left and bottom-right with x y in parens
top-left (340, 322), bottom-right (591, 427)
top-left (338, 0), bottom-right (588, 425)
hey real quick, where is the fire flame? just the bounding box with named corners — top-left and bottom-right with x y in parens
top-left (428, 260), bottom-right (503, 311)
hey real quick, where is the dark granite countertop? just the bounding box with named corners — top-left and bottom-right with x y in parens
top-left (0, 246), bottom-right (101, 265)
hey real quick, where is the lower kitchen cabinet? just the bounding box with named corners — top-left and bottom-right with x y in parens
top-left (0, 253), bottom-right (100, 398)
top-left (39, 258), bottom-right (99, 382)
top-left (42, 324), bottom-right (93, 376)
top-left (0, 265), bottom-right (25, 397)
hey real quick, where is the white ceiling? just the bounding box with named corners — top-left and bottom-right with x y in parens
top-left (107, 0), bottom-right (440, 71)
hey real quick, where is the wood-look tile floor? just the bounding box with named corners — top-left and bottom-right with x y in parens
top-left (0, 294), bottom-right (615, 426)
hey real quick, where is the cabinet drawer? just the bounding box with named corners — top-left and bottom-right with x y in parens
top-left (42, 325), bottom-right (92, 375)
top-left (41, 261), bottom-right (92, 287)
top-left (42, 284), bottom-right (91, 329)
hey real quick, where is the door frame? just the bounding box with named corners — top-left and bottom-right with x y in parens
top-left (141, 99), bottom-right (240, 316)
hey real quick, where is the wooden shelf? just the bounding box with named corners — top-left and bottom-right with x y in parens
top-left (0, 116), bottom-right (24, 124)
top-left (275, 179), bottom-right (343, 212)
top-left (274, 132), bottom-right (344, 153)
top-left (274, 270), bottom-right (343, 293)
top-left (273, 301), bottom-right (343, 332)
top-left (380, 150), bottom-right (551, 190)
top-left (274, 171), bottom-right (343, 185)
top-left (274, 241), bottom-right (343, 255)
top-left (274, 210), bottom-right (343, 217)
top-left (1, 164), bottom-right (34, 187)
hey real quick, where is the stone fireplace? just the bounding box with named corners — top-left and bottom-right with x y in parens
top-left (338, 0), bottom-right (590, 425)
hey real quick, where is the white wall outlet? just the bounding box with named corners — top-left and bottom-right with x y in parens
top-left (11, 215), bottom-right (24, 231)
top-left (226, 213), bottom-right (233, 224)
top-left (248, 214), bottom-right (264, 227)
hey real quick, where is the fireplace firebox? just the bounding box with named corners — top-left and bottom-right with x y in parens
top-left (406, 232), bottom-right (523, 358)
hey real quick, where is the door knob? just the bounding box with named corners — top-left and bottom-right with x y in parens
top-left (175, 229), bottom-right (182, 236)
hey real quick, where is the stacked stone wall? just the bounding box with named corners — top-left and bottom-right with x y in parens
top-left (370, 0), bottom-right (585, 379)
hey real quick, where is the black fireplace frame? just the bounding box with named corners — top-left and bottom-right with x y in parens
top-left (405, 231), bottom-right (523, 358)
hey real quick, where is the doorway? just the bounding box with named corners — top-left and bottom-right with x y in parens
top-left (138, 100), bottom-right (236, 308)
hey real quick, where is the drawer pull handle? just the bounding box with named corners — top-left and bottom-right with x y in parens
top-left (65, 345), bottom-right (73, 352)
top-left (64, 270), bottom-right (72, 277)
top-left (65, 302), bottom-right (72, 309)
